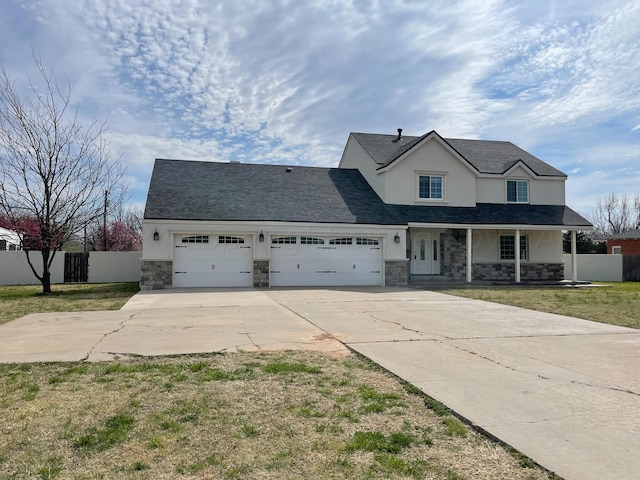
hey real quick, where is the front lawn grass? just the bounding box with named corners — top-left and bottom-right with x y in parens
top-left (0, 351), bottom-right (557, 480)
top-left (0, 283), bottom-right (140, 325)
top-left (435, 282), bottom-right (640, 329)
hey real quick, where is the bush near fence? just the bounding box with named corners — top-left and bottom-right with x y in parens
top-left (0, 251), bottom-right (140, 286)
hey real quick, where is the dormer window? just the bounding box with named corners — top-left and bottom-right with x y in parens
top-left (507, 180), bottom-right (528, 203)
top-left (418, 175), bottom-right (443, 200)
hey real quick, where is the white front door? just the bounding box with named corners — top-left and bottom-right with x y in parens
top-left (411, 232), bottom-right (440, 275)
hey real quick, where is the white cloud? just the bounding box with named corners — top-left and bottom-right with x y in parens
top-left (481, 2), bottom-right (640, 130)
top-left (0, 0), bottom-right (638, 210)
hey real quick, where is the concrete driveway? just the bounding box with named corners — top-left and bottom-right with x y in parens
top-left (0, 288), bottom-right (350, 362)
top-left (0, 287), bottom-right (638, 480)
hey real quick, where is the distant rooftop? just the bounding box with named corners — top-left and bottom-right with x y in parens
top-left (606, 230), bottom-right (640, 240)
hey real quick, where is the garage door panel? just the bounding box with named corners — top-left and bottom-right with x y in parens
top-left (173, 236), bottom-right (252, 288)
top-left (270, 237), bottom-right (382, 287)
top-left (174, 271), bottom-right (252, 288)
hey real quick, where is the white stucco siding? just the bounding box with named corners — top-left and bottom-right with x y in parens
top-left (338, 136), bottom-right (386, 200)
top-left (472, 230), bottom-right (563, 263)
top-left (476, 178), bottom-right (503, 203)
top-left (142, 223), bottom-right (174, 260)
top-left (142, 220), bottom-right (407, 263)
top-left (382, 139), bottom-right (477, 206)
top-left (528, 230), bottom-right (563, 262)
top-left (476, 174), bottom-right (565, 205)
top-left (530, 179), bottom-right (565, 205)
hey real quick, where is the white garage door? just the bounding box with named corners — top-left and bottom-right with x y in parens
top-left (173, 235), bottom-right (253, 288)
top-left (270, 236), bottom-right (382, 287)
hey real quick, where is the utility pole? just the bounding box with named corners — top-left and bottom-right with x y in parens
top-left (103, 190), bottom-right (108, 251)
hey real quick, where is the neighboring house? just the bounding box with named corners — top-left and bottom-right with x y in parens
top-left (606, 230), bottom-right (640, 255)
top-left (141, 129), bottom-right (591, 289)
top-left (0, 227), bottom-right (21, 251)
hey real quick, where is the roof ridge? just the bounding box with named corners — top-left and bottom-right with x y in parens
top-left (154, 158), bottom-right (344, 172)
top-left (444, 137), bottom-right (512, 144)
top-left (352, 132), bottom-right (516, 143)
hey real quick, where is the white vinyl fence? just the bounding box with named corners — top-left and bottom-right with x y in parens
top-left (0, 251), bottom-right (141, 286)
top-left (563, 254), bottom-right (623, 282)
top-left (0, 251), bottom-right (624, 285)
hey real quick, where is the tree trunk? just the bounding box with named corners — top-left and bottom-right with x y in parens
top-left (40, 250), bottom-right (52, 294)
top-left (41, 270), bottom-right (52, 294)
top-left (23, 248), bottom-right (56, 294)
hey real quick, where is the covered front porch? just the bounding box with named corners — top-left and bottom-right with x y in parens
top-left (407, 226), bottom-right (583, 284)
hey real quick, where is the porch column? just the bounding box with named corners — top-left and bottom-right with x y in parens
top-left (466, 228), bottom-right (473, 283)
top-left (571, 230), bottom-right (578, 282)
top-left (515, 229), bottom-right (521, 283)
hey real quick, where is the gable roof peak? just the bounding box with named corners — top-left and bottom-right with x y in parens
top-left (350, 130), bottom-right (566, 177)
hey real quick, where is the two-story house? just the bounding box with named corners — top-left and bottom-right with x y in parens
top-left (141, 129), bottom-right (591, 289)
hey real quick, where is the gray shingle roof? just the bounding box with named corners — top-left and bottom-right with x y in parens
top-left (144, 159), bottom-right (590, 228)
top-left (393, 203), bottom-right (591, 227)
top-left (606, 230), bottom-right (640, 240)
top-left (350, 132), bottom-right (567, 177)
top-left (144, 159), bottom-right (399, 224)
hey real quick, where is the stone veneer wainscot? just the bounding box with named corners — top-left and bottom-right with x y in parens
top-left (253, 260), bottom-right (269, 288)
top-left (140, 260), bottom-right (173, 290)
top-left (385, 260), bottom-right (408, 287)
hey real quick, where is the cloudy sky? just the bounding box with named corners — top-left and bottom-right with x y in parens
top-left (1, 0), bottom-right (639, 215)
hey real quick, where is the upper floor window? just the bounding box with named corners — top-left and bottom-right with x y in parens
top-left (418, 175), bottom-right (443, 200)
top-left (507, 180), bottom-right (528, 203)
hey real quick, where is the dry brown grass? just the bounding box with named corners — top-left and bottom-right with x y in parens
top-left (0, 351), bottom-right (557, 479)
top-left (435, 282), bottom-right (640, 330)
top-left (0, 283), bottom-right (139, 325)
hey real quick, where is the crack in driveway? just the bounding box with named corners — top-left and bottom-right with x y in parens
top-left (365, 313), bottom-right (434, 338)
top-left (444, 339), bottom-right (640, 399)
top-left (481, 412), bottom-right (591, 429)
top-left (240, 309), bottom-right (261, 351)
top-left (346, 332), bottom-right (640, 399)
top-left (83, 311), bottom-right (141, 361)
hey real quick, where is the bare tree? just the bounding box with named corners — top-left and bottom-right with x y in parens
top-left (0, 56), bottom-right (126, 293)
top-left (587, 193), bottom-right (640, 237)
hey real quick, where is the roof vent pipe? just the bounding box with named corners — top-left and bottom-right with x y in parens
top-left (396, 128), bottom-right (402, 141)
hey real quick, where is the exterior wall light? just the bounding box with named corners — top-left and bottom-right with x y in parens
top-left (394, 233), bottom-right (400, 243)
top-left (259, 231), bottom-right (265, 242)
top-left (153, 230), bottom-right (159, 241)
